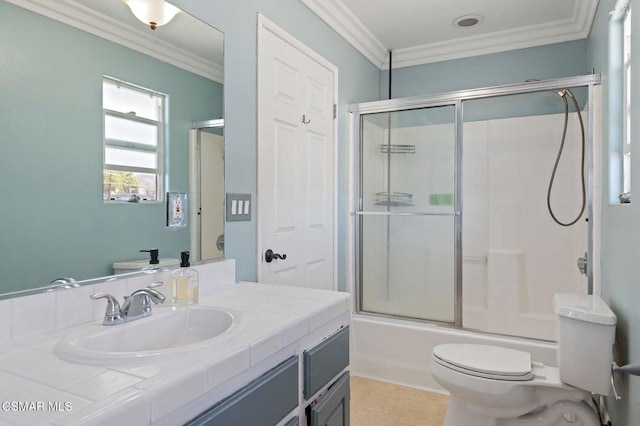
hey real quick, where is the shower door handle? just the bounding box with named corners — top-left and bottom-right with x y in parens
top-left (265, 249), bottom-right (287, 263)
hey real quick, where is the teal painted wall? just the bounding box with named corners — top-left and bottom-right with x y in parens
top-left (5, 2), bottom-right (637, 421)
top-left (0, 2), bottom-right (222, 292)
top-left (168, 2), bottom-right (591, 293)
top-left (170, 0), bottom-right (381, 289)
top-left (588, 0), bottom-right (640, 423)
top-left (168, 0), bottom-right (640, 421)
top-left (382, 40), bottom-right (589, 98)
top-left (377, 40), bottom-right (591, 126)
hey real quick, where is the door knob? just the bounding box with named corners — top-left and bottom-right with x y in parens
top-left (265, 249), bottom-right (287, 263)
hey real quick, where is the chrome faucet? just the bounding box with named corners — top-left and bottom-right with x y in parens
top-left (48, 277), bottom-right (79, 290)
top-left (91, 282), bottom-right (166, 325)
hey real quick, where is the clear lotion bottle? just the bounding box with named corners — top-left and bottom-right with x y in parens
top-left (172, 251), bottom-right (199, 305)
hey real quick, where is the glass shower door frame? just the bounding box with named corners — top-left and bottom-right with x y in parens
top-left (354, 100), bottom-right (464, 326)
top-left (351, 74), bottom-right (600, 329)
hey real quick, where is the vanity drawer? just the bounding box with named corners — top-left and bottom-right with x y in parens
top-left (303, 326), bottom-right (349, 399)
top-left (187, 356), bottom-right (298, 426)
top-left (308, 371), bottom-right (350, 426)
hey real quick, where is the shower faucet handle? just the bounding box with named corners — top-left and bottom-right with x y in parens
top-left (577, 252), bottom-right (588, 275)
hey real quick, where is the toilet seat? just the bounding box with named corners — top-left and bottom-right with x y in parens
top-left (432, 344), bottom-right (534, 381)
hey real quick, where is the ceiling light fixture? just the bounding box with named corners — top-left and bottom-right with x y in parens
top-left (452, 14), bottom-right (484, 28)
top-left (124, 0), bottom-right (181, 30)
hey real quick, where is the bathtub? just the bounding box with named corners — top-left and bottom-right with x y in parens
top-left (349, 313), bottom-right (558, 393)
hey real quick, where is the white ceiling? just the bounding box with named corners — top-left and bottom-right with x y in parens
top-left (301, 0), bottom-right (600, 69)
top-left (9, 0), bottom-right (600, 77)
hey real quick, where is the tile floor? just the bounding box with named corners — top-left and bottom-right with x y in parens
top-left (350, 376), bottom-right (449, 426)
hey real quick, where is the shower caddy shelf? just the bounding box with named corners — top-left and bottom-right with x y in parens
top-left (379, 144), bottom-right (415, 154)
top-left (376, 144), bottom-right (416, 205)
top-left (374, 191), bottom-right (414, 206)
top-left (374, 144), bottom-right (416, 206)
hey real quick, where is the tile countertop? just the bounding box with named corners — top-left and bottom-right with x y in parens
top-left (0, 282), bottom-right (350, 426)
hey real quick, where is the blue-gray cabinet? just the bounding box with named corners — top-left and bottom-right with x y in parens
top-left (303, 326), bottom-right (349, 400)
top-left (186, 326), bottom-right (350, 426)
top-left (304, 326), bottom-right (350, 426)
top-left (284, 416), bottom-right (301, 426)
top-left (186, 356), bottom-right (298, 426)
top-left (308, 372), bottom-right (350, 426)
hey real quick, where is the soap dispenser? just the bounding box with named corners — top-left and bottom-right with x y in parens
top-left (140, 248), bottom-right (160, 265)
top-left (171, 251), bottom-right (198, 305)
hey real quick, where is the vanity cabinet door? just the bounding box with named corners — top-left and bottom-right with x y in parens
top-left (303, 326), bottom-right (349, 399)
top-left (284, 416), bottom-right (301, 426)
top-left (308, 372), bottom-right (350, 426)
top-left (186, 356), bottom-right (298, 426)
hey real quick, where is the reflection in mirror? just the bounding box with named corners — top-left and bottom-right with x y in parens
top-left (190, 120), bottom-right (225, 263)
top-left (0, 0), bottom-right (224, 296)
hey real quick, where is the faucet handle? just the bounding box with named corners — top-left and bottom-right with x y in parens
top-left (146, 281), bottom-right (167, 303)
top-left (90, 293), bottom-right (123, 325)
top-left (148, 281), bottom-right (163, 289)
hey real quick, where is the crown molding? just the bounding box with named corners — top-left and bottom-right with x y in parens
top-left (385, 0), bottom-right (599, 69)
top-left (4, 0), bottom-right (223, 83)
top-left (301, 0), bottom-right (599, 71)
top-left (299, 0), bottom-right (388, 68)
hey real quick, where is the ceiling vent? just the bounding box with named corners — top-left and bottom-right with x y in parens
top-left (452, 14), bottom-right (484, 28)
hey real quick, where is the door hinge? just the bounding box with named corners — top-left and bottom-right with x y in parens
top-left (333, 104), bottom-right (337, 119)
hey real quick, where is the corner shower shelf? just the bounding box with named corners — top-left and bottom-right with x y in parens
top-left (374, 191), bottom-right (414, 206)
top-left (379, 144), bottom-right (415, 154)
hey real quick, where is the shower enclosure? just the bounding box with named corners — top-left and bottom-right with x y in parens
top-left (352, 75), bottom-right (600, 341)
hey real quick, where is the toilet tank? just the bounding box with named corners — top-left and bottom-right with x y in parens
top-left (554, 293), bottom-right (616, 395)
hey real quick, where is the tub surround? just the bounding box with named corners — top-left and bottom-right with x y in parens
top-left (0, 259), bottom-right (350, 425)
top-left (350, 313), bottom-right (556, 393)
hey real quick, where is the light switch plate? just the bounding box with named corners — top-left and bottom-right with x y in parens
top-left (226, 193), bottom-right (251, 221)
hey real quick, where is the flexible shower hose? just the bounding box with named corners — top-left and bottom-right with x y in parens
top-left (547, 90), bottom-right (586, 227)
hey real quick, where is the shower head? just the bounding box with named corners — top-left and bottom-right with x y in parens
top-left (553, 88), bottom-right (568, 98)
top-left (525, 79), bottom-right (568, 98)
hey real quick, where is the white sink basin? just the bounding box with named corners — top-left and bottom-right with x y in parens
top-left (55, 307), bottom-right (235, 365)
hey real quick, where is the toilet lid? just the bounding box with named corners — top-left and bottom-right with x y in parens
top-left (433, 344), bottom-right (533, 380)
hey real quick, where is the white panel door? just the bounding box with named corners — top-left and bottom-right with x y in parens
top-left (189, 130), bottom-right (224, 261)
top-left (258, 25), bottom-right (336, 289)
top-left (200, 132), bottom-right (224, 260)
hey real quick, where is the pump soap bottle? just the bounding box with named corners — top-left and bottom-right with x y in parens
top-left (171, 251), bottom-right (199, 305)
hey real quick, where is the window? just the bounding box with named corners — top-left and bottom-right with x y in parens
top-left (102, 77), bottom-right (165, 202)
top-left (623, 9), bottom-right (631, 197)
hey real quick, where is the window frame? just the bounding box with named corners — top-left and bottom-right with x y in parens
top-left (102, 77), bottom-right (166, 202)
top-left (622, 8), bottom-right (632, 196)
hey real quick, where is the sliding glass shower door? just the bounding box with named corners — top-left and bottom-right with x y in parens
top-left (357, 105), bottom-right (458, 323)
top-left (354, 75), bottom-right (598, 337)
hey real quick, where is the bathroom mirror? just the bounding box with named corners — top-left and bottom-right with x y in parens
top-left (0, 0), bottom-right (224, 295)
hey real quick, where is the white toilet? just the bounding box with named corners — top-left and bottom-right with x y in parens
top-left (431, 294), bottom-right (616, 426)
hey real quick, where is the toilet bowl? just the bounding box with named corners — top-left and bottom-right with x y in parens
top-left (431, 344), bottom-right (598, 425)
top-left (431, 294), bottom-right (616, 426)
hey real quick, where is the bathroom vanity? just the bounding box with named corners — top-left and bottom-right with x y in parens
top-left (187, 326), bottom-right (350, 426)
top-left (0, 259), bottom-right (351, 425)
